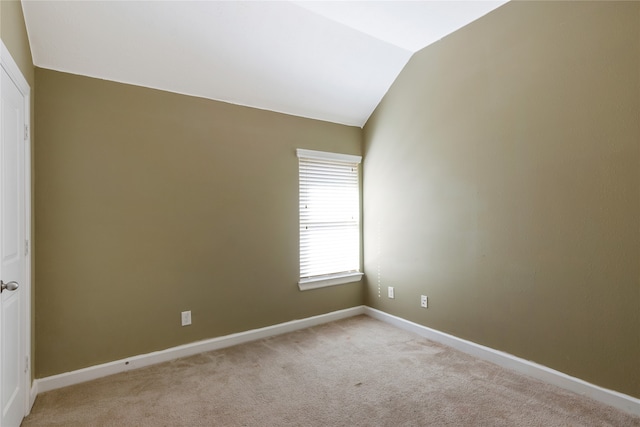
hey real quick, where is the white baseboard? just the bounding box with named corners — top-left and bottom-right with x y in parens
top-left (35, 306), bottom-right (366, 394)
top-left (28, 380), bottom-right (38, 415)
top-left (32, 305), bottom-right (640, 418)
top-left (364, 307), bottom-right (640, 417)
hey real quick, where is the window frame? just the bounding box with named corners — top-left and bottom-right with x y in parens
top-left (296, 149), bottom-right (363, 291)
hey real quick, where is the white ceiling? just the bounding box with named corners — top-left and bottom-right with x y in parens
top-left (22, 0), bottom-right (507, 127)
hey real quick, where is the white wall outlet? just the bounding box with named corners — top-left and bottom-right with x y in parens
top-left (388, 286), bottom-right (395, 299)
top-left (181, 310), bottom-right (192, 326)
top-left (421, 295), bottom-right (428, 308)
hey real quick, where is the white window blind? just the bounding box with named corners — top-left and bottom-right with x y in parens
top-left (297, 149), bottom-right (362, 290)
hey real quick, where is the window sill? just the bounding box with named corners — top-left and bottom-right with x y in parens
top-left (298, 272), bottom-right (363, 291)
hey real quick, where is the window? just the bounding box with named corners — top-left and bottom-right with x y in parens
top-left (297, 149), bottom-right (363, 291)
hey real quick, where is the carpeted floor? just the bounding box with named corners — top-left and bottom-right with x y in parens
top-left (23, 315), bottom-right (640, 426)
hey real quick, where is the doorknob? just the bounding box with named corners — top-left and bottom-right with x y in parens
top-left (1, 280), bottom-right (19, 293)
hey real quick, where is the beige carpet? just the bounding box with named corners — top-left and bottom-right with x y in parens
top-left (23, 315), bottom-right (640, 426)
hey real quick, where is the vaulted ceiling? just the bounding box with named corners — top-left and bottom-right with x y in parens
top-left (22, 1), bottom-right (507, 127)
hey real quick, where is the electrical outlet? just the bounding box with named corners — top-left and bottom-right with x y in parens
top-left (420, 295), bottom-right (428, 308)
top-left (181, 310), bottom-right (192, 326)
top-left (388, 286), bottom-right (395, 299)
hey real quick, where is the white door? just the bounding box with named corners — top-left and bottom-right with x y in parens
top-left (0, 54), bottom-right (28, 427)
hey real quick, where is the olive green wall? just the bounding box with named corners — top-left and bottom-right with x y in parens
top-left (1, 0), bottom-right (36, 379)
top-left (363, 1), bottom-right (640, 398)
top-left (1, 0), bottom-right (33, 84)
top-left (34, 69), bottom-right (362, 377)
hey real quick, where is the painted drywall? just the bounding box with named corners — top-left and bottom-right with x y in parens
top-left (1, 0), bottom-right (36, 380)
top-left (363, 1), bottom-right (640, 398)
top-left (34, 69), bottom-right (363, 377)
top-left (1, 0), bottom-right (33, 84)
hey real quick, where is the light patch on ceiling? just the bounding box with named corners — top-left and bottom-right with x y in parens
top-left (293, 1), bottom-right (507, 52)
